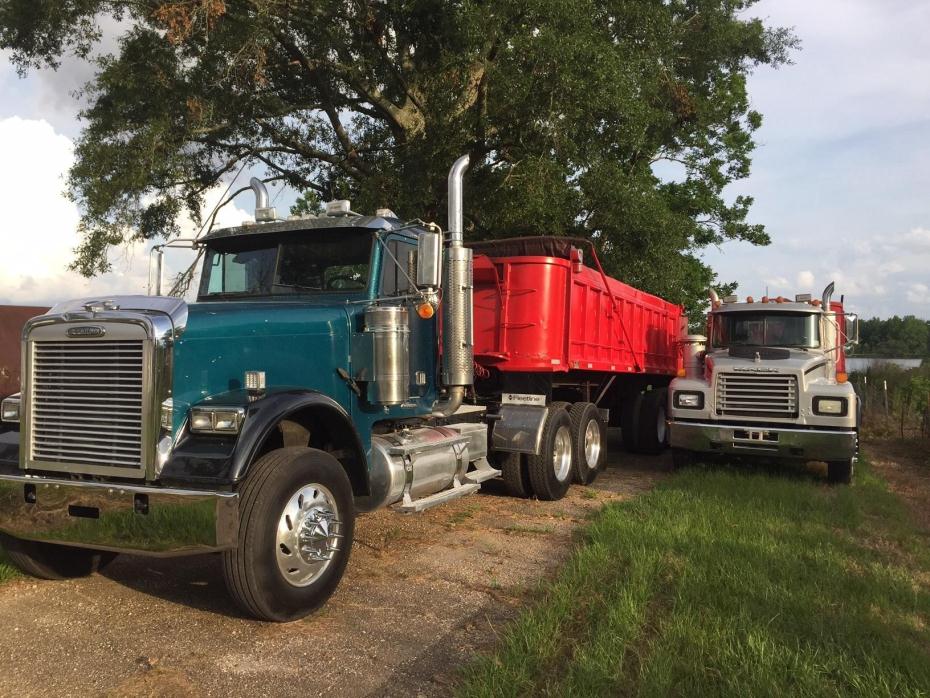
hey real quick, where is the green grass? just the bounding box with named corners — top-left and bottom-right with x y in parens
top-left (0, 546), bottom-right (19, 584)
top-left (458, 458), bottom-right (930, 697)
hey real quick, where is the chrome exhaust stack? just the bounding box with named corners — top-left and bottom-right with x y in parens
top-left (821, 281), bottom-right (835, 309)
top-left (250, 177), bottom-right (277, 222)
top-left (433, 155), bottom-right (474, 418)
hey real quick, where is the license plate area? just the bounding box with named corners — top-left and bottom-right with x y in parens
top-left (733, 429), bottom-right (778, 443)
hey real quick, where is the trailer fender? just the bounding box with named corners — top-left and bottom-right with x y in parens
top-left (491, 403), bottom-right (549, 455)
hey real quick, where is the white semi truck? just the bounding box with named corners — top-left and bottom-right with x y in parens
top-left (668, 284), bottom-right (860, 483)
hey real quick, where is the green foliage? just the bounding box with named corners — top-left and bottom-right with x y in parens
top-left (458, 458), bottom-right (930, 697)
top-left (290, 190), bottom-right (323, 218)
top-left (856, 315), bottom-right (930, 357)
top-left (0, 0), bottom-right (796, 319)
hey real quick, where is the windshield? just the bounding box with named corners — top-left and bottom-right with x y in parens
top-left (198, 229), bottom-right (372, 299)
top-left (713, 312), bottom-right (821, 349)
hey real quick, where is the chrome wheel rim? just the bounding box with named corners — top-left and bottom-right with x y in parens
top-left (583, 419), bottom-right (602, 469)
top-left (276, 483), bottom-right (343, 588)
top-left (656, 405), bottom-right (668, 444)
top-left (552, 425), bottom-right (572, 482)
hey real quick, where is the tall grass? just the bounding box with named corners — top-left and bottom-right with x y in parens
top-left (458, 458), bottom-right (930, 697)
top-left (0, 546), bottom-right (18, 584)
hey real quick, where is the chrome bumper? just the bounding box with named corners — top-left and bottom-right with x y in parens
top-left (0, 475), bottom-right (238, 557)
top-left (669, 421), bottom-right (858, 461)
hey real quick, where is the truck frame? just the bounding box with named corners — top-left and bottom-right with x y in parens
top-left (0, 156), bottom-right (682, 621)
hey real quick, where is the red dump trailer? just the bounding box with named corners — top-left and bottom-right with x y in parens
top-left (467, 237), bottom-right (684, 497)
top-left (0, 305), bottom-right (48, 398)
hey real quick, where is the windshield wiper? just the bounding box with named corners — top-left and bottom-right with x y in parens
top-left (274, 283), bottom-right (323, 292)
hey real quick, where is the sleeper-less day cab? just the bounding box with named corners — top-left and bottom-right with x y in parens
top-left (0, 157), bottom-right (683, 621)
top-left (668, 288), bottom-right (860, 483)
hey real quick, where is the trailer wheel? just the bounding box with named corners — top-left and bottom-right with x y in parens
top-left (222, 447), bottom-right (355, 622)
top-left (637, 388), bottom-right (669, 455)
top-left (527, 406), bottom-right (573, 501)
top-left (620, 393), bottom-right (642, 453)
top-left (494, 451), bottom-right (532, 498)
top-left (0, 535), bottom-right (116, 580)
top-left (569, 402), bottom-right (606, 484)
top-left (827, 458), bottom-right (854, 485)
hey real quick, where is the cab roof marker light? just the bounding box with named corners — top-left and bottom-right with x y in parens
top-left (325, 200), bottom-right (352, 217)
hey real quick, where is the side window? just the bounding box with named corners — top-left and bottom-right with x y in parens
top-left (380, 238), bottom-right (416, 296)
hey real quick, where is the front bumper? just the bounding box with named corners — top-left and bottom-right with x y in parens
top-left (0, 475), bottom-right (238, 557)
top-left (669, 421), bottom-right (857, 461)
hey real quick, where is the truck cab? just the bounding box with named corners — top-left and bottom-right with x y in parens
top-left (668, 285), bottom-right (860, 483)
top-left (0, 158), bottom-right (504, 621)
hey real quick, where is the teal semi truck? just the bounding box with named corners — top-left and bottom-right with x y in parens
top-left (0, 156), bottom-right (682, 621)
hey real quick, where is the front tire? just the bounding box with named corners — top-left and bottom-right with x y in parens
top-left (222, 447), bottom-right (355, 622)
top-left (827, 458), bottom-right (854, 485)
top-left (0, 535), bottom-right (116, 580)
top-left (527, 406), bottom-right (574, 501)
top-left (569, 402), bottom-right (606, 484)
top-left (637, 388), bottom-right (669, 455)
top-left (670, 448), bottom-right (695, 471)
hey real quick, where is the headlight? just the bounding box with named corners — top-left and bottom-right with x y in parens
top-left (1, 396), bottom-right (20, 423)
top-left (190, 406), bottom-right (245, 434)
top-left (674, 391), bottom-right (704, 409)
top-left (813, 396), bottom-right (848, 416)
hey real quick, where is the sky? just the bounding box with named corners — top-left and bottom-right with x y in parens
top-left (0, 0), bottom-right (927, 319)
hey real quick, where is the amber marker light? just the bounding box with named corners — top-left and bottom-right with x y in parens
top-left (837, 372), bottom-right (848, 383)
top-left (416, 302), bottom-right (435, 320)
top-left (676, 367), bottom-right (687, 378)
top-left (746, 296), bottom-right (754, 303)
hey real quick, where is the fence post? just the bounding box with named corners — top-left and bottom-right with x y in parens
top-left (884, 379), bottom-right (889, 416)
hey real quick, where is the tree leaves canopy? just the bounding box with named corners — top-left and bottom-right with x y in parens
top-left (0, 0), bottom-right (796, 320)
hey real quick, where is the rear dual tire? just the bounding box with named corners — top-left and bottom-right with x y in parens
top-left (569, 402), bottom-right (606, 485)
top-left (527, 406), bottom-right (574, 501)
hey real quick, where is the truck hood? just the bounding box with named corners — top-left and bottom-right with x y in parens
top-left (171, 301), bottom-right (355, 429)
top-left (707, 348), bottom-right (830, 383)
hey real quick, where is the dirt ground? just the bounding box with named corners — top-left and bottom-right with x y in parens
top-left (865, 438), bottom-right (930, 532)
top-left (0, 431), bottom-right (666, 697)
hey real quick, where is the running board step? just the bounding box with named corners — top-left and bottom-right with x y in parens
top-left (463, 458), bottom-right (501, 485)
top-left (392, 482), bottom-right (481, 513)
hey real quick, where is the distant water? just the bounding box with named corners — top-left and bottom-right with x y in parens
top-left (846, 357), bottom-right (923, 372)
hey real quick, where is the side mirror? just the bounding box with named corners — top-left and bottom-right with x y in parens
top-left (844, 313), bottom-right (859, 348)
top-left (416, 230), bottom-right (442, 288)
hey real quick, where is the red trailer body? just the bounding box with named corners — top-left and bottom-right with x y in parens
top-left (468, 238), bottom-right (683, 377)
top-left (0, 305), bottom-right (48, 397)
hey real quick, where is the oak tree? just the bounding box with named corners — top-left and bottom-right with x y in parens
top-left (0, 0), bottom-right (795, 319)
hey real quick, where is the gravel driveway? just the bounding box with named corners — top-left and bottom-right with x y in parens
top-left (0, 431), bottom-right (665, 697)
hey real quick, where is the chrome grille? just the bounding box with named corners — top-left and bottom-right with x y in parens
top-left (30, 340), bottom-right (145, 471)
top-left (715, 372), bottom-right (798, 418)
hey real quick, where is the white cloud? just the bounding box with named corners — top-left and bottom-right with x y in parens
top-left (906, 283), bottom-right (930, 304)
top-left (796, 270), bottom-right (815, 289)
top-left (0, 116), bottom-right (252, 307)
